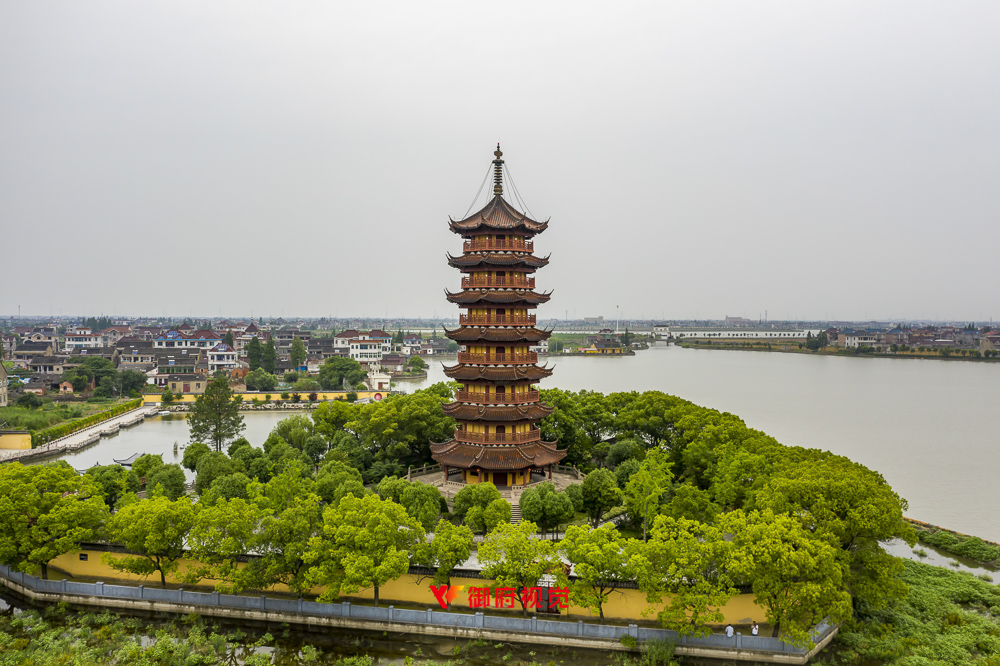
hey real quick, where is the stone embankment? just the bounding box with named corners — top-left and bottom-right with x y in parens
top-left (0, 406), bottom-right (159, 464)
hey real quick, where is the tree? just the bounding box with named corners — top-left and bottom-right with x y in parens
top-left (244, 368), bottom-right (278, 392)
top-left (466, 498), bottom-right (511, 534)
top-left (453, 482), bottom-right (501, 519)
top-left (318, 357), bottom-right (366, 391)
top-left (194, 451), bottom-right (238, 495)
top-left (561, 524), bottom-right (642, 620)
top-left (416, 519), bottom-right (474, 586)
top-left (185, 497), bottom-right (264, 593)
top-left (290, 337), bottom-right (307, 369)
top-left (721, 509), bottom-right (852, 645)
top-left (293, 377), bottom-right (321, 392)
top-left (263, 339), bottom-right (277, 374)
top-left (16, 393), bottom-right (43, 409)
top-left (519, 482), bottom-right (575, 537)
top-left (752, 455), bottom-right (915, 608)
top-left (131, 454), bottom-right (164, 482)
top-left (582, 469), bottom-right (622, 527)
top-left (161, 388), bottom-right (175, 404)
top-left (182, 442), bottom-right (212, 472)
top-left (0, 462), bottom-right (108, 579)
top-left (102, 496), bottom-right (196, 588)
top-left (147, 464), bottom-right (187, 501)
top-left (315, 460), bottom-right (367, 505)
top-left (636, 516), bottom-right (734, 636)
top-left (119, 369), bottom-right (149, 396)
top-left (624, 448), bottom-right (674, 541)
top-left (407, 356), bottom-right (427, 371)
top-left (304, 493), bottom-right (424, 606)
top-left (252, 474), bottom-right (325, 595)
top-left (188, 375), bottom-right (245, 452)
top-left (223, 331), bottom-right (235, 347)
top-left (246, 337), bottom-right (263, 371)
top-left (86, 465), bottom-right (140, 510)
top-left (478, 521), bottom-right (559, 617)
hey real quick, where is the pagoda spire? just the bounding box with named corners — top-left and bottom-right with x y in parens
top-left (493, 144), bottom-right (504, 196)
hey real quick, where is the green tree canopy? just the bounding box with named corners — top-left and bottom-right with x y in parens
top-left (304, 493), bottom-right (424, 606)
top-left (415, 519), bottom-right (474, 586)
top-left (721, 509), bottom-right (852, 644)
top-left (478, 520), bottom-right (559, 617)
top-left (318, 357), bottom-right (365, 391)
top-left (244, 368), bottom-right (278, 392)
top-left (635, 516), bottom-right (734, 636)
top-left (519, 482), bottom-right (575, 536)
top-left (0, 462), bottom-right (108, 579)
top-left (561, 523), bottom-right (642, 620)
top-left (290, 337), bottom-right (307, 369)
top-left (102, 496), bottom-right (196, 588)
top-left (246, 336), bottom-right (263, 371)
top-left (582, 468), bottom-right (623, 527)
top-left (147, 464), bottom-right (187, 501)
top-left (181, 442), bottom-right (212, 472)
top-left (263, 339), bottom-right (277, 374)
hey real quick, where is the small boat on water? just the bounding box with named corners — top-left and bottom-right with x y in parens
top-left (158, 410), bottom-right (170, 416)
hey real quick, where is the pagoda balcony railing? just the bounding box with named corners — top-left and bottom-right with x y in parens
top-left (459, 314), bottom-right (536, 326)
top-left (456, 390), bottom-right (540, 405)
top-left (461, 276), bottom-right (535, 289)
top-left (454, 428), bottom-right (542, 444)
top-left (463, 238), bottom-right (533, 253)
top-left (457, 352), bottom-right (538, 365)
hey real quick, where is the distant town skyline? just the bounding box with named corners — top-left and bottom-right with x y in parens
top-left (3, 2), bottom-right (998, 321)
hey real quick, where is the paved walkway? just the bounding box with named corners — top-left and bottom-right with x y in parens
top-left (0, 406), bottom-right (159, 463)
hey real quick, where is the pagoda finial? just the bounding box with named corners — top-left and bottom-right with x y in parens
top-left (493, 143), bottom-right (504, 196)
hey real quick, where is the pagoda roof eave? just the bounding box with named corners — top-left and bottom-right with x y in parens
top-left (443, 326), bottom-right (552, 343)
top-left (430, 438), bottom-right (566, 470)
top-left (448, 195), bottom-right (550, 235)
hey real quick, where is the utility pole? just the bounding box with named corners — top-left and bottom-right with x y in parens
top-left (616, 305), bottom-right (620, 333)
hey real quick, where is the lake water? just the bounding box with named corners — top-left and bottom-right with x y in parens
top-left (53, 344), bottom-right (1000, 540)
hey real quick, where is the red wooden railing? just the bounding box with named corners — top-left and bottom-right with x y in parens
top-left (454, 429), bottom-right (542, 444)
top-left (463, 238), bottom-right (533, 253)
top-left (455, 390), bottom-right (540, 405)
top-left (459, 314), bottom-right (536, 326)
top-left (461, 276), bottom-right (535, 289)
top-left (457, 352), bottom-right (538, 365)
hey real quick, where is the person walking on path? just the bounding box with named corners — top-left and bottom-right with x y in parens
top-left (725, 624), bottom-right (734, 638)
top-left (751, 621), bottom-right (759, 636)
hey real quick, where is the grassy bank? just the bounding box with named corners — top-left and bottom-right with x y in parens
top-left (30, 398), bottom-right (142, 446)
top-left (0, 399), bottom-right (131, 432)
top-left (825, 557), bottom-right (1000, 665)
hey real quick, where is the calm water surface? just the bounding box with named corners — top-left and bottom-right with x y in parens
top-left (56, 345), bottom-right (1000, 539)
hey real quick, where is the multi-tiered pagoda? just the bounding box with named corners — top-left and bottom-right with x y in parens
top-left (431, 146), bottom-right (566, 489)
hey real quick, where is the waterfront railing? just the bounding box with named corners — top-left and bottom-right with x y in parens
top-left (0, 564), bottom-right (834, 658)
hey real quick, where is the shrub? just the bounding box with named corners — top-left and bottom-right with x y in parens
top-left (31, 398), bottom-right (142, 446)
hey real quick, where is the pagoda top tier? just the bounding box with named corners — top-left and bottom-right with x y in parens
top-left (449, 195), bottom-right (549, 236)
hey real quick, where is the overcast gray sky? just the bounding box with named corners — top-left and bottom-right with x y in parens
top-left (3, 2), bottom-right (998, 322)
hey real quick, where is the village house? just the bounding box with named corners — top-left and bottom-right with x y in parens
top-left (64, 327), bottom-right (104, 351)
top-left (100, 326), bottom-right (133, 346)
top-left (333, 329), bottom-right (361, 350)
top-left (151, 330), bottom-right (221, 349)
top-left (207, 343), bottom-right (239, 374)
top-left (379, 353), bottom-right (407, 373)
top-left (843, 331), bottom-right (881, 348)
top-left (349, 339), bottom-right (384, 365)
top-left (164, 374), bottom-right (208, 395)
top-left (10, 341), bottom-right (54, 369)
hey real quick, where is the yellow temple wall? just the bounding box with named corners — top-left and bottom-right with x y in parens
top-left (46, 548), bottom-right (765, 625)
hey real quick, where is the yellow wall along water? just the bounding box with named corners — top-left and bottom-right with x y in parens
top-left (47, 547), bottom-right (766, 625)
